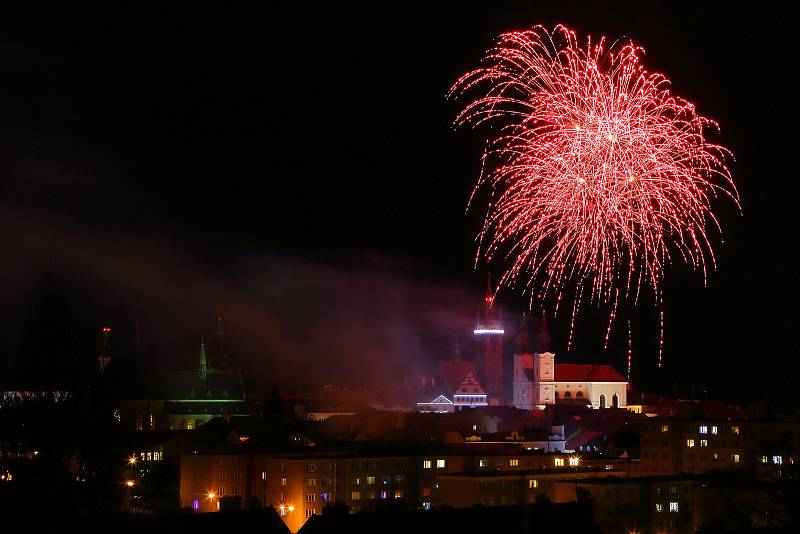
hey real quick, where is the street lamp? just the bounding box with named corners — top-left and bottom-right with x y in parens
top-left (125, 480), bottom-right (135, 487)
top-left (128, 456), bottom-right (138, 466)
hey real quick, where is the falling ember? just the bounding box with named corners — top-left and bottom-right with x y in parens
top-left (658, 309), bottom-right (665, 368)
top-left (627, 320), bottom-right (633, 382)
top-left (449, 24), bottom-right (738, 355)
top-left (603, 290), bottom-right (619, 350)
top-left (567, 289), bottom-right (582, 351)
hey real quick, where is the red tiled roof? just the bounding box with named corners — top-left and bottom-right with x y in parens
top-left (555, 364), bottom-right (626, 383)
top-left (438, 361), bottom-right (485, 394)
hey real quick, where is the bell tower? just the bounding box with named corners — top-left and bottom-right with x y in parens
top-left (474, 275), bottom-right (504, 405)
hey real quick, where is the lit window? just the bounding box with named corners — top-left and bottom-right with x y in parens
top-left (711, 425), bottom-right (718, 435)
top-left (472, 424), bottom-right (477, 431)
top-left (699, 425), bottom-right (708, 435)
top-left (554, 458), bottom-right (565, 467)
top-left (529, 480), bottom-right (538, 489)
top-left (423, 460), bottom-right (432, 469)
top-left (353, 477), bottom-right (361, 486)
top-left (760, 456), bottom-right (768, 464)
top-left (422, 487), bottom-right (431, 497)
top-left (423, 501), bottom-right (431, 511)
top-left (733, 454), bottom-right (740, 463)
top-left (569, 457), bottom-right (580, 467)
top-left (773, 455), bottom-right (783, 465)
top-left (306, 464), bottom-right (316, 473)
top-left (669, 502), bottom-right (679, 513)
top-left (731, 426), bottom-right (740, 435)
top-left (394, 489), bottom-right (404, 499)
top-left (305, 509), bottom-right (316, 518)
top-left (365, 491), bottom-right (375, 499)
top-left (380, 490), bottom-right (388, 499)
top-left (713, 453), bottom-right (718, 460)
top-left (351, 491), bottom-right (361, 501)
top-left (193, 499), bottom-right (199, 511)
top-left (306, 493), bottom-right (316, 503)
top-left (280, 507), bottom-right (287, 517)
top-left (686, 439), bottom-right (695, 448)
top-left (366, 476), bottom-right (376, 485)
top-left (436, 459), bottom-right (446, 468)
top-left (479, 459), bottom-right (488, 468)
top-left (700, 439), bottom-right (708, 447)
top-left (655, 503), bottom-right (663, 513)
top-left (281, 478), bottom-right (287, 487)
top-left (307, 478), bottom-right (316, 487)
top-left (661, 425), bottom-right (669, 433)
top-left (261, 471), bottom-right (266, 480)
top-left (509, 459), bottom-right (519, 467)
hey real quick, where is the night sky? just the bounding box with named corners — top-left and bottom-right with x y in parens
top-left (1, 2), bottom-right (797, 402)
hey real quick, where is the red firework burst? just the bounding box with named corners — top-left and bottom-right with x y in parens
top-left (449, 25), bottom-right (738, 350)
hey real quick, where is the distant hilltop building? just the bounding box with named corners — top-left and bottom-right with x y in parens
top-left (474, 277), bottom-right (504, 405)
top-left (512, 316), bottom-right (627, 410)
top-left (107, 316), bottom-right (249, 430)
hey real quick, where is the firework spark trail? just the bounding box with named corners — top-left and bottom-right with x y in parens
top-left (450, 25), bottom-right (738, 356)
top-left (627, 319), bottom-right (633, 382)
top-left (658, 308), bottom-right (665, 368)
top-left (603, 289), bottom-right (619, 350)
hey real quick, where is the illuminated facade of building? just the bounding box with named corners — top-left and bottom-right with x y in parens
top-left (513, 350), bottom-right (628, 410)
top-left (636, 418), bottom-right (800, 477)
top-left (180, 450), bottom-right (580, 532)
top-left (116, 318), bottom-right (249, 430)
top-left (416, 360), bottom-right (488, 413)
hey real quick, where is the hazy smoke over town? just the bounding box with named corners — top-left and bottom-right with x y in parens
top-left (0, 205), bottom-right (481, 391)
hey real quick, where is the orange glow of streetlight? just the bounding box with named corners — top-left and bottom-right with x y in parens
top-left (125, 480), bottom-right (135, 487)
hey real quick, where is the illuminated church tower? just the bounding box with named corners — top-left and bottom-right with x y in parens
top-left (474, 277), bottom-right (504, 405)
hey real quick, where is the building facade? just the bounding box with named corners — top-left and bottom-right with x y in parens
top-left (554, 476), bottom-right (696, 533)
top-left (512, 351), bottom-right (628, 410)
top-left (637, 417), bottom-right (800, 477)
top-left (117, 322), bottom-right (249, 431)
top-left (416, 361), bottom-right (488, 413)
top-left (180, 450), bottom-right (582, 532)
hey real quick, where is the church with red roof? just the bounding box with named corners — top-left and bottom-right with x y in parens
top-left (513, 351), bottom-right (628, 410)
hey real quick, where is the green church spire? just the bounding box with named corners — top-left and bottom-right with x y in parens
top-left (199, 338), bottom-right (207, 380)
